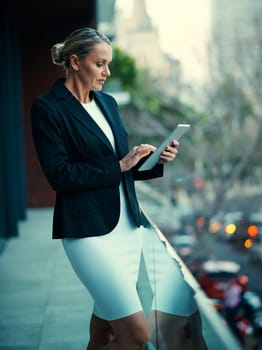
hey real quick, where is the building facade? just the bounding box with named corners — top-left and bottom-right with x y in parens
top-left (211, 0), bottom-right (262, 76)
top-left (115, 0), bottom-right (171, 78)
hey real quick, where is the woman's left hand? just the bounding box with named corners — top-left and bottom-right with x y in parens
top-left (158, 139), bottom-right (179, 164)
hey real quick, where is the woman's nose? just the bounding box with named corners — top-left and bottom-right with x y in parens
top-left (104, 66), bottom-right (110, 77)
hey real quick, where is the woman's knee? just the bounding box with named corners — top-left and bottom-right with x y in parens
top-left (111, 311), bottom-right (150, 347)
top-left (131, 322), bottom-right (150, 347)
top-left (88, 314), bottom-right (114, 348)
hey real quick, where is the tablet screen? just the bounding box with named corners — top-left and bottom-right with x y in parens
top-left (138, 124), bottom-right (190, 171)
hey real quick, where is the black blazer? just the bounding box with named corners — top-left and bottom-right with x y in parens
top-left (31, 78), bottom-right (163, 238)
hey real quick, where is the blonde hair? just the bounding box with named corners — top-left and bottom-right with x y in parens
top-left (51, 27), bottom-right (111, 70)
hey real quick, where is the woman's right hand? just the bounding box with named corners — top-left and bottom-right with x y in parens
top-left (119, 144), bottom-right (156, 172)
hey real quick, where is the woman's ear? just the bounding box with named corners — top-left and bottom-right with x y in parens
top-left (70, 54), bottom-right (79, 71)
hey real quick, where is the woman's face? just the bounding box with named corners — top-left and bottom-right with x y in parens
top-left (77, 42), bottom-right (112, 91)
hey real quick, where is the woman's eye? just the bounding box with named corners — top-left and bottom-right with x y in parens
top-left (97, 63), bottom-right (103, 67)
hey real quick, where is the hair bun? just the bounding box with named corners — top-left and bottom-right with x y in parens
top-left (51, 42), bottom-right (65, 66)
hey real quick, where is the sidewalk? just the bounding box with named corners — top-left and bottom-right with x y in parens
top-left (0, 208), bottom-right (93, 350)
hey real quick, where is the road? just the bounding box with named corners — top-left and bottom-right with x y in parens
top-left (137, 187), bottom-right (262, 295)
top-left (204, 234), bottom-right (262, 298)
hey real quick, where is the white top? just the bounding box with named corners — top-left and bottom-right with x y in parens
top-left (81, 100), bottom-right (116, 151)
top-left (81, 99), bottom-right (135, 230)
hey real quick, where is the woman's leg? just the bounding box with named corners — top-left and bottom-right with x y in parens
top-left (87, 314), bottom-right (114, 350)
top-left (101, 311), bottom-right (149, 350)
top-left (149, 310), bottom-right (208, 350)
top-left (87, 311), bottom-right (149, 350)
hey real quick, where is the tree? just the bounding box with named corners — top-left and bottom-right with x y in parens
top-left (187, 8), bottom-right (262, 218)
top-left (105, 46), bottom-right (137, 93)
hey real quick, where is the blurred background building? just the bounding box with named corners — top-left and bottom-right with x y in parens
top-left (97, 0), bottom-right (116, 40)
top-left (114, 0), bottom-right (170, 78)
top-left (210, 0), bottom-right (262, 76)
top-left (98, 0), bottom-right (181, 88)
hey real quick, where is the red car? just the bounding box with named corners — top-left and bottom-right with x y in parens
top-left (196, 260), bottom-right (248, 310)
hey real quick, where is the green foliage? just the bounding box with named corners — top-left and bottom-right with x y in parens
top-left (133, 68), bottom-right (162, 114)
top-left (107, 47), bottom-right (137, 93)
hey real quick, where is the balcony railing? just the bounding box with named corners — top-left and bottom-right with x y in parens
top-left (139, 210), bottom-right (243, 350)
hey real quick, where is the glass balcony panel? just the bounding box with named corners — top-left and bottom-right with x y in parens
top-left (136, 221), bottom-right (243, 350)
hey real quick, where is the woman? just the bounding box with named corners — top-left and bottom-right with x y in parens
top-left (31, 28), bottom-right (207, 350)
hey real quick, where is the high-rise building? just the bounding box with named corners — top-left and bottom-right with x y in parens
top-left (97, 0), bottom-right (116, 40)
top-left (211, 0), bottom-right (262, 76)
top-left (115, 0), bottom-right (172, 78)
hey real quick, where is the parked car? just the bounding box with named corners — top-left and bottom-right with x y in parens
top-left (218, 211), bottom-right (247, 243)
top-left (196, 260), bottom-right (248, 310)
top-left (245, 212), bottom-right (262, 263)
top-left (242, 291), bottom-right (262, 334)
top-left (208, 211), bottom-right (225, 235)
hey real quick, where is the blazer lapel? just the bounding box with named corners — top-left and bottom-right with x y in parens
top-left (53, 79), bottom-right (115, 153)
top-left (94, 92), bottom-right (128, 158)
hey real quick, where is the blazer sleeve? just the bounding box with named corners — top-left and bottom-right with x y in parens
top-left (31, 98), bottom-right (121, 193)
top-left (132, 156), bottom-right (164, 181)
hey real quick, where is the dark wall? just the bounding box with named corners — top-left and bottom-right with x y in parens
top-left (0, 5), bottom-right (26, 249)
top-left (0, 1), bottom-right (96, 248)
top-left (20, 0), bottom-right (97, 207)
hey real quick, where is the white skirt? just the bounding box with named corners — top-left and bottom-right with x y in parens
top-left (62, 185), bottom-right (197, 321)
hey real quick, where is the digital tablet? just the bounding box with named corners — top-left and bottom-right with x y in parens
top-left (138, 124), bottom-right (190, 171)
